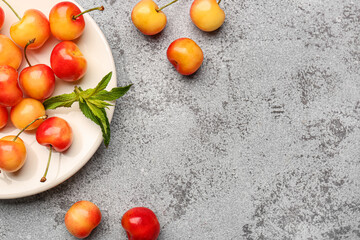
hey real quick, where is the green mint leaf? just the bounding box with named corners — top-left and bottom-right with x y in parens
top-left (43, 92), bottom-right (78, 110)
top-left (92, 84), bottom-right (133, 101)
top-left (100, 108), bottom-right (111, 147)
top-left (41, 72), bottom-right (131, 146)
top-left (86, 101), bottom-right (111, 147)
top-left (87, 99), bottom-right (113, 109)
top-left (93, 72), bottom-right (113, 95)
top-left (75, 72), bottom-right (112, 99)
top-left (79, 101), bottom-right (101, 126)
top-left (79, 88), bottom-right (96, 99)
top-left (75, 86), bottom-right (89, 101)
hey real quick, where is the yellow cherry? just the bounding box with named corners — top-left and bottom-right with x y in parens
top-left (190, 0), bottom-right (225, 32)
top-left (131, 0), bottom-right (177, 35)
top-left (2, 0), bottom-right (50, 49)
top-left (0, 34), bottom-right (22, 70)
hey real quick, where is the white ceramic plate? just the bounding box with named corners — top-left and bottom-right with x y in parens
top-left (0, 0), bottom-right (116, 199)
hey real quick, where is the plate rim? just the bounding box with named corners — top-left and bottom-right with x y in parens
top-left (0, 0), bottom-right (117, 199)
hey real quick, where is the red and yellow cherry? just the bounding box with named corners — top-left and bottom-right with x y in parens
top-left (19, 39), bottom-right (55, 100)
top-left (64, 200), bottom-right (102, 239)
top-left (10, 98), bottom-right (45, 131)
top-left (0, 35), bottom-right (22, 70)
top-left (131, 0), bottom-right (178, 35)
top-left (167, 38), bottom-right (204, 75)
top-left (190, 0), bottom-right (225, 32)
top-left (0, 106), bottom-right (7, 129)
top-left (36, 117), bottom-right (73, 182)
top-left (0, 135), bottom-right (26, 172)
top-left (49, 2), bottom-right (104, 41)
top-left (121, 207), bottom-right (160, 240)
top-left (11, 10), bottom-right (50, 49)
top-left (0, 115), bottom-right (47, 173)
top-left (0, 65), bottom-right (23, 107)
top-left (2, 0), bottom-right (50, 49)
top-left (0, 7), bottom-right (4, 30)
top-left (50, 41), bottom-right (87, 82)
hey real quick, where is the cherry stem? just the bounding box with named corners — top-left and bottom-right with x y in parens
top-left (156, 0), bottom-right (178, 12)
top-left (72, 6), bottom-right (104, 20)
top-left (12, 115), bottom-right (48, 142)
top-left (218, 0), bottom-right (221, 4)
top-left (24, 38), bottom-right (35, 67)
top-left (1, 0), bottom-right (21, 20)
top-left (40, 145), bottom-right (52, 183)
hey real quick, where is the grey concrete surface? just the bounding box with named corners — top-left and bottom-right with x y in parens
top-left (1, 0), bottom-right (360, 239)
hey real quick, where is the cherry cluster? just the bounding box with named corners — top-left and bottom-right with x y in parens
top-left (132, 0), bottom-right (225, 75)
top-left (65, 203), bottom-right (160, 239)
top-left (0, 1), bottom-right (104, 181)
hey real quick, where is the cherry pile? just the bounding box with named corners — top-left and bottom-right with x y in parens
top-left (132, 0), bottom-right (225, 75)
top-left (0, 1), bottom-right (103, 181)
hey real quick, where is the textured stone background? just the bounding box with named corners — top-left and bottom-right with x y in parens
top-left (1, 0), bottom-right (360, 239)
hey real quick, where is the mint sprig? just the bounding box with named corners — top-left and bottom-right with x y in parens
top-left (43, 72), bottom-right (132, 147)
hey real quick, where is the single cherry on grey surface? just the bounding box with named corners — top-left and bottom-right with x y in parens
top-left (65, 200), bottom-right (102, 239)
top-left (190, 0), bottom-right (225, 32)
top-left (121, 207), bottom-right (160, 240)
top-left (167, 38), bottom-right (204, 75)
top-left (131, 0), bottom-right (178, 35)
